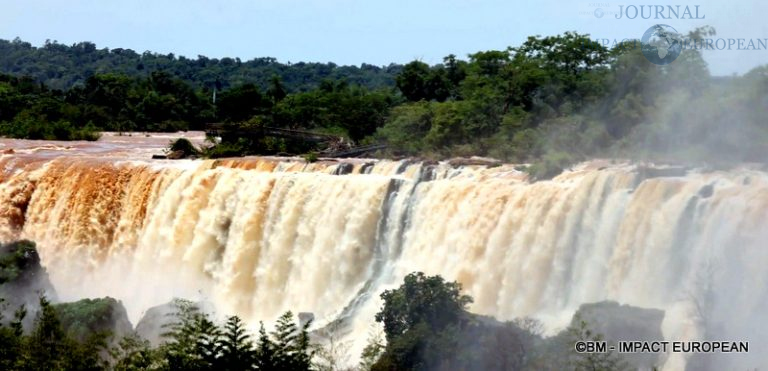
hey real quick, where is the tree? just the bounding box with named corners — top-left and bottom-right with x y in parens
top-left (110, 334), bottom-right (160, 371)
top-left (511, 32), bottom-right (611, 112)
top-left (27, 295), bottom-right (69, 370)
top-left (0, 299), bottom-right (25, 370)
top-left (396, 61), bottom-right (432, 101)
top-left (0, 37), bottom-right (401, 92)
top-left (255, 323), bottom-right (276, 370)
top-left (159, 299), bottom-right (221, 371)
top-left (358, 329), bottom-right (385, 371)
top-left (217, 83), bottom-right (266, 122)
top-left (568, 315), bottom-right (626, 371)
top-left (269, 311), bottom-right (314, 370)
top-left (268, 75), bottom-right (287, 106)
top-left (376, 272), bottom-right (472, 340)
top-left (217, 316), bottom-right (257, 371)
top-left (12, 294), bottom-right (119, 371)
top-left (373, 272), bottom-right (473, 370)
top-left (443, 54), bottom-right (467, 99)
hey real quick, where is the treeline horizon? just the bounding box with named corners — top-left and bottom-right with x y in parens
top-left (0, 37), bottom-right (401, 92)
top-left (1, 29), bottom-right (767, 178)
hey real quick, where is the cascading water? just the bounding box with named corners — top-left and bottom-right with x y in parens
top-left (0, 150), bottom-right (766, 369)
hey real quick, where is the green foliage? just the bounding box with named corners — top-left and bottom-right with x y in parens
top-left (27, 295), bottom-right (70, 370)
top-left (0, 114), bottom-right (101, 141)
top-left (217, 316), bottom-right (257, 371)
top-left (0, 301), bottom-right (26, 370)
top-left (54, 297), bottom-right (125, 342)
top-left (567, 316), bottom-right (627, 371)
top-left (109, 334), bottom-right (159, 371)
top-left (271, 82), bottom-right (396, 141)
top-left (216, 83), bottom-right (268, 123)
top-left (167, 138), bottom-right (200, 158)
top-left (158, 298), bottom-right (220, 370)
top-left (396, 61), bottom-right (453, 102)
top-left (152, 299), bottom-right (315, 371)
top-left (376, 27), bottom-right (768, 172)
top-left (376, 272), bottom-right (472, 340)
top-left (0, 70), bottom-right (209, 140)
top-left (267, 76), bottom-right (288, 105)
top-left (377, 32), bottom-right (615, 163)
top-left (0, 266), bottom-right (640, 371)
top-left (263, 311), bottom-right (315, 370)
top-left (0, 294), bottom-right (317, 370)
top-left (207, 80), bottom-right (397, 157)
top-left (204, 137), bottom-right (254, 159)
top-left (359, 330), bottom-right (385, 371)
top-left (0, 240), bottom-right (38, 285)
top-left (372, 272), bottom-right (548, 371)
top-left (255, 324), bottom-right (275, 369)
top-left (0, 38), bottom-right (400, 92)
top-left (25, 295), bottom-right (109, 370)
top-left (525, 151), bottom-right (572, 181)
top-left (3, 29), bottom-right (766, 172)
top-left (523, 314), bottom-right (629, 371)
top-left (375, 102), bottom-right (432, 155)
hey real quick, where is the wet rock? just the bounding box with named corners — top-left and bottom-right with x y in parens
top-left (572, 301), bottom-right (665, 370)
top-left (299, 312), bottom-right (315, 328)
top-left (360, 162), bottom-right (375, 174)
top-left (635, 165), bottom-right (689, 179)
top-left (418, 165), bottom-right (437, 182)
top-left (448, 156), bottom-right (502, 167)
top-left (333, 162), bottom-right (354, 175)
top-left (395, 159), bottom-right (415, 174)
top-left (698, 184), bottom-right (714, 198)
top-left (136, 300), bottom-right (216, 346)
top-left (166, 150), bottom-right (186, 160)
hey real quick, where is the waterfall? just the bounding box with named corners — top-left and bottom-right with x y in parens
top-left (1, 155), bottom-right (766, 368)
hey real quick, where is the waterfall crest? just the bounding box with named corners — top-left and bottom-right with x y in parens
top-left (1, 156), bottom-right (766, 368)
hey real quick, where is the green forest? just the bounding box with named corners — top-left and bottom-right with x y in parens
top-left (0, 240), bottom-right (649, 371)
top-left (0, 38), bottom-right (400, 92)
top-left (1, 27), bottom-right (767, 178)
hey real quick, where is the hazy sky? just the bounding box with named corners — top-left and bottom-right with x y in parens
top-left (1, 0), bottom-right (767, 75)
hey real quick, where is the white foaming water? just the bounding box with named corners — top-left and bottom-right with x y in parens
top-left (0, 154), bottom-right (766, 369)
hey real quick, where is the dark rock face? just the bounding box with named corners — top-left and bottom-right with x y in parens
top-left (333, 163), bottom-right (354, 175)
top-left (376, 310), bottom-right (538, 371)
top-left (135, 300), bottom-right (216, 347)
top-left (573, 301), bottom-right (665, 369)
top-left (135, 302), bottom-right (174, 346)
top-left (451, 313), bottom-right (537, 371)
top-left (448, 157), bottom-right (501, 167)
top-left (698, 183), bottom-right (714, 198)
top-left (298, 312), bottom-right (315, 328)
top-left (360, 162), bottom-right (375, 174)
